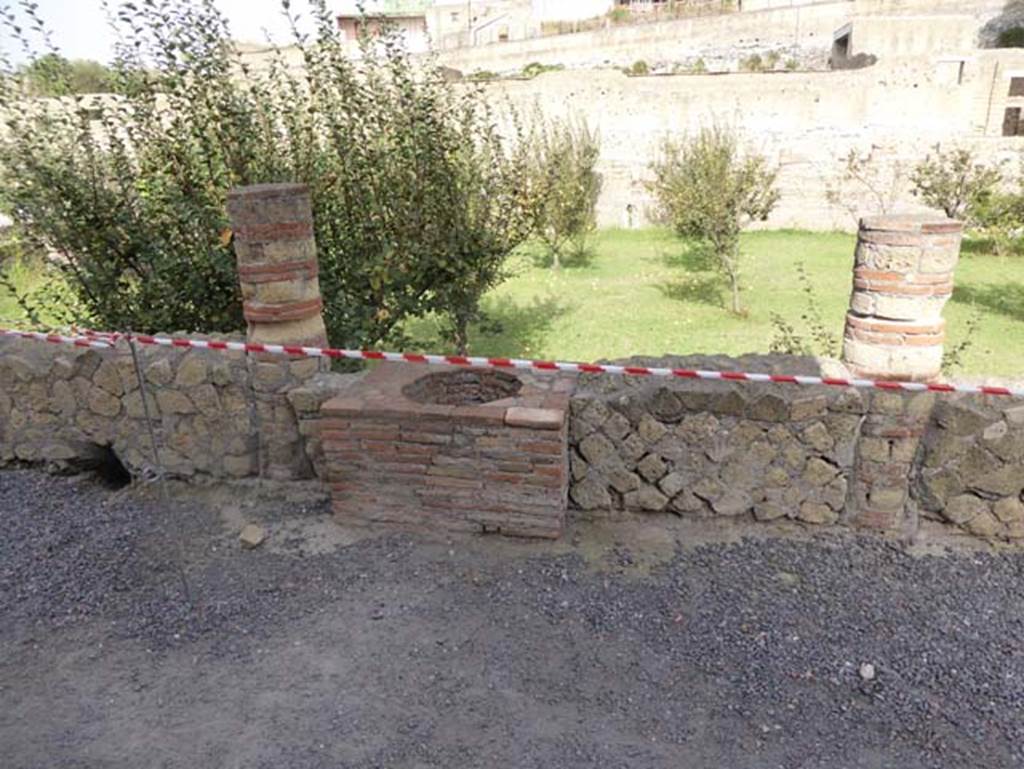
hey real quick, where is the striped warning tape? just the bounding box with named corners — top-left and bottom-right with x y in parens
top-left (2, 326), bottom-right (1022, 398)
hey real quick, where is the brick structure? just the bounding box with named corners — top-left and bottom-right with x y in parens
top-left (321, 363), bottom-right (572, 539)
top-left (226, 183), bottom-right (328, 348)
top-left (226, 183), bottom-right (330, 478)
top-left (842, 214), bottom-right (963, 382)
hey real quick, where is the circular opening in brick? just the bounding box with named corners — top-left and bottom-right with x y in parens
top-left (403, 369), bottom-right (523, 406)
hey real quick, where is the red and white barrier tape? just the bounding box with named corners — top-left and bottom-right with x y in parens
top-left (2, 326), bottom-right (1023, 399)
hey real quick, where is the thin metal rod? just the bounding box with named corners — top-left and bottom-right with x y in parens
top-left (127, 334), bottom-right (193, 608)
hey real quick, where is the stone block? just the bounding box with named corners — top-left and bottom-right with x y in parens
top-left (799, 501), bottom-right (838, 525)
top-left (145, 358), bottom-right (174, 386)
top-left (239, 523), bottom-right (266, 549)
top-left (607, 466), bottom-right (641, 493)
top-left (579, 432), bottom-right (616, 466)
top-left (637, 453), bottom-right (668, 483)
top-left (711, 489), bottom-right (753, 517)
top-left (965, 511), bottom-right (1002, 539)
top-left (943, 494), bottom-right (988, 525)
top-left (801, 422), bottom-right (833, 453)
top-left (624, 484), bottom-right (668, 512)
top-left (570, 477), bottom-right (611, 510)
top-left (603, 411), bottom-right (631, 441)
top-left (659, 471), bottom-right (687, 498)
top-left (175, 356), bottom-right (209, 387)
top-left (754, 501), bottom-right (788, 521)
top-left (620, 433), bottom-right (647, 462)
top-left (971, 466), bottom-right (1024, 497)
top-left (671, 490), bottom-right (704, 514)
top-left (156, 390), bottom-right (196, 415)
top-left (93, 360), bottom-right (124, 396)
top-left (993, 496), bottom-right (1024, 523)
top-left (637, 414), bottom-right (668, 444)
top-left (802, 458), bottom-right (838, 487)
top-left (505, 407), bottom-right (563, 431)
top-left (859, 437), bottom-right (890, 463)
top-left (88, 389), bottom-right (122, 418)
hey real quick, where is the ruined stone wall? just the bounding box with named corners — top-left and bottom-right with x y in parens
top-left (0, 335), bottom-right (327, 481)
top-left (567, 354), bottom-right (1024, 541)
top-left (484, 55), bottom-right (1024, 231)
top-left (3, 335), bottom-right (1022, 542)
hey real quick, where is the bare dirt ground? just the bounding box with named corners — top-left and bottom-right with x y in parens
top-left (2, 467), bottom-right (1024, 769)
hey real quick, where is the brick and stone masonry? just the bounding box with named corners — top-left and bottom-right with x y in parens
top-left (226, 183), bottom-right (329, 348)
top-left (226, 183), bottom-right (331, 479)
top-left (321, 363), bottom-right (573, 539)
top-left (842, 214), bottom-right (963, 382)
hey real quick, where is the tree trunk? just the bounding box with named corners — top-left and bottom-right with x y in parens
top-left (729, 273), bottom-right (742, 315)
top-left (453, 314), bottom-right (470, 356)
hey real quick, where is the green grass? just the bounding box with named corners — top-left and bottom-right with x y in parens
top-left (407, 228), bottom-right (1024, 378)
top-left (0, 255), bottom-right (46, 325)
top-left (3, 228), bottom-right (1022, 377)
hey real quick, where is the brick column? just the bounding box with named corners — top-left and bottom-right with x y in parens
top-left (226, 183), bottom-right (328, 348)
top-left (226, 183), bottom-right (329, 480)
top-left (841, 214), bottom-right (962, 382)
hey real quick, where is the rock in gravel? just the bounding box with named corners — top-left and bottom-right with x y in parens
top-left (239, 523), bottom-right (267, 550)
top-left (859, 662), bottom-right (877, 681)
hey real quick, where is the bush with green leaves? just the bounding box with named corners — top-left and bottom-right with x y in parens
top-left (530, 117), bottom-right (602, 269)
top-left (910, 147), bottom-right (1003, 222)
top-left (0, 0), bottom-right (538, 354)
top-left (15, 53), bottom-right (115, 96)
top-left (997, 26), bottom-right (1024, 48)
top-left (647, 125), bottom-right (779, 315)
top-left (624, 60), bottom-right (649, 76)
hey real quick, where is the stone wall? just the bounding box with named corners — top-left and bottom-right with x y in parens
top-left (0, 335), bottom-right (327, 481)
top-left (3, 336), bottom-right (1023, 542)
top-left (567, 354), bottom-right (1024, 541)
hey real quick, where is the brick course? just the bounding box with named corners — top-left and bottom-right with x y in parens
top-left (321, 363), bottom-right (571, 539)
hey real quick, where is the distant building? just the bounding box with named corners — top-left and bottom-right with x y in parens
top-left (337, 0), bottom-right (635, 52)
top-left (336, 0), bottom-right (433, 53)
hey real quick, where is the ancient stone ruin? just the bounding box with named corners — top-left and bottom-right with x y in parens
top-left (842, 215), bottom-right (963, 382)
top-left (322, 364), bottom-right (571, 539)
top-left (1, 184), bottom-right (1022, 544)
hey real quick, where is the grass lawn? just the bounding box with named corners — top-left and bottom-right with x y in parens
top-left (408, 228), bottom-right (1024, 378)
top-left (3, 228), bottom-right (1022, 378)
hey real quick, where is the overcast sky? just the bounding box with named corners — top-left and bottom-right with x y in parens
top-left (0, 1), bottom-right (374, 63)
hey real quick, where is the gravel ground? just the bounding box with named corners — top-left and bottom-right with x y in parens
top-left (2, 467), bottom-right (1024, 769)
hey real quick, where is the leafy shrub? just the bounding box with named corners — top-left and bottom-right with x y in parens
top-left (530, 117), bottom-right (602, 269)
top-left (0, 0), bottom-right (539, 354)
top-left (997, 26), bottom-right (1024, 48)
top-left (608, 7), bottom-right (630, 23)
top-left (468, 69), bottom-right (499, 81)
top-left (624, 60), bottom-right (650, 77)
top-left (740, 54), bottom-right (763, 72)
top-left (785, 58), bottom-right (799, 71)
top-left (691, 57), bottom-right (707, 74)
top-left (911, 147), bottom-right (1003, 221)
top-left (647, 125), bottom-right (779, 315)
top-left (15, 54), bottom-right (115, 96)
top-left (764, 51), bottom-right (781, 70)
top-left (971, 192), bottom-right (1024, 256)
top-left (769, 262), bottom-right (838, 357)
top-left (825, 148), bottom-right (909, 227)
top-left (521, 62), bottom-right (563, 79)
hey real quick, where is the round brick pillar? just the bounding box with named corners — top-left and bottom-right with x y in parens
top-left (841, 214), bottom-right (963, 382)
top-left (226, 183), bottom-right (328, 347)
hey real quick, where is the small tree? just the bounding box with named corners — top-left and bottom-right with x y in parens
top-left (531, 116), bottom-right (602, 269)
top-left (647, 125), bottom-right (779, 315)
top-left (0, 0), bottom-right (541, 352)
top-left (825, 147), bottom-right (908, 226)
top-left (911, 147), bottom-right (1003, 221)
